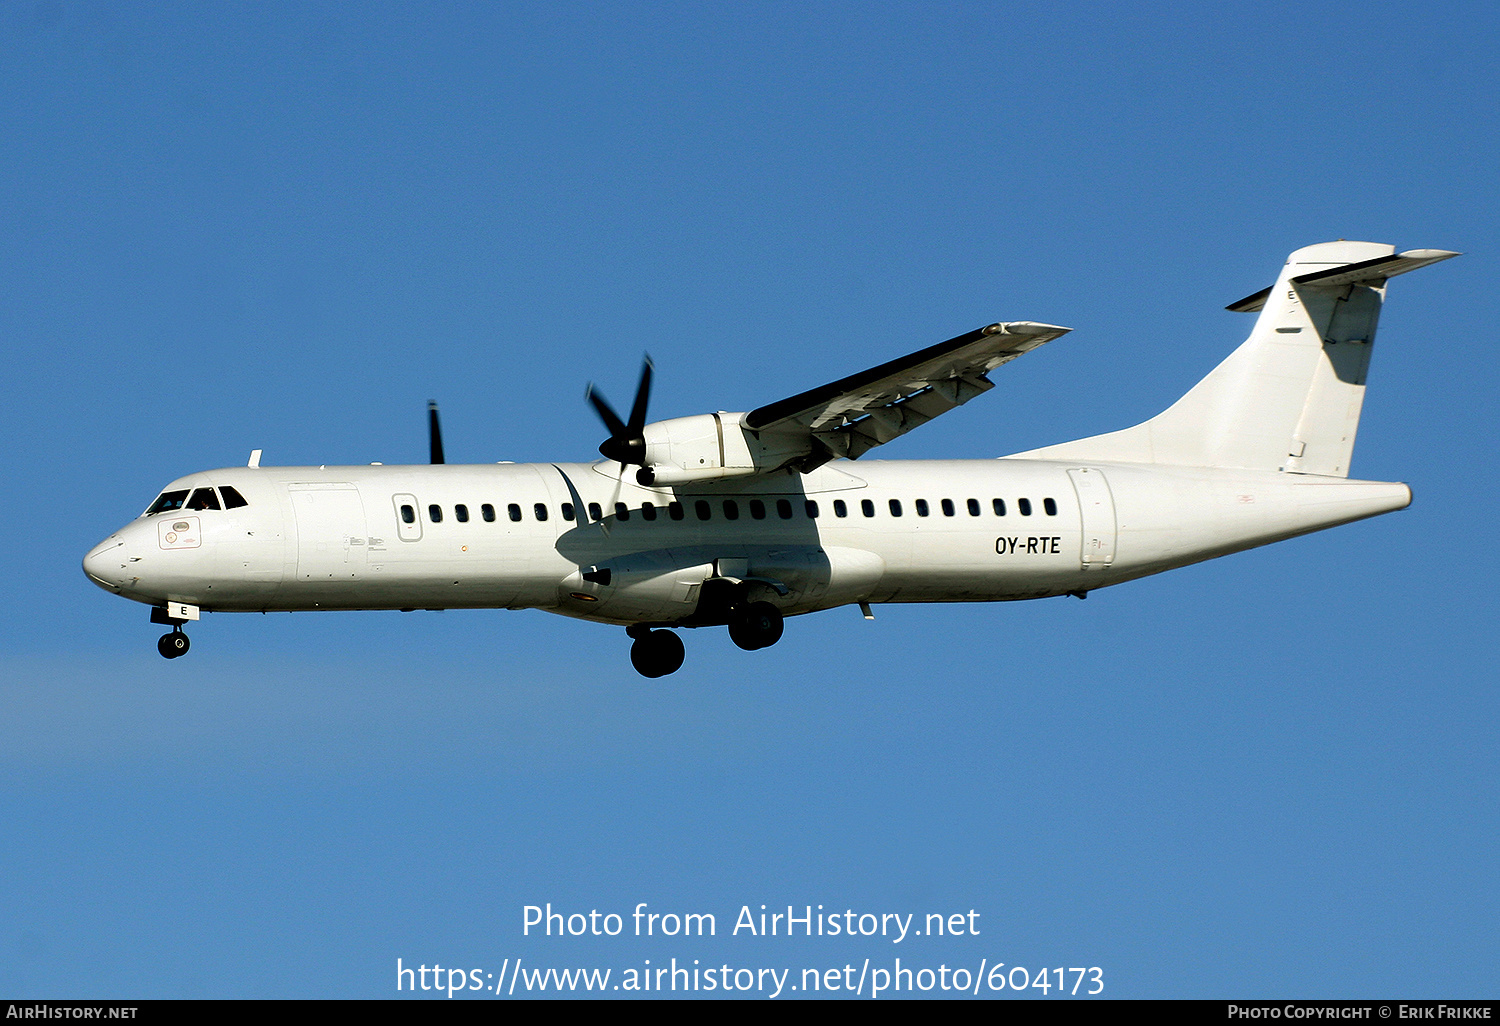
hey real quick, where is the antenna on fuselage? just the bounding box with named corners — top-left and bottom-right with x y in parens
top-left (427, 400), bottom-right (445, 464)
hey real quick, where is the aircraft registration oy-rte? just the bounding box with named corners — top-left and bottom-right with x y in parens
top-left (85, 241), bottom-right (1456, 677)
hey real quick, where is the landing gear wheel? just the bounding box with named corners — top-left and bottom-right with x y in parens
top-left (157, 631), bottom-right (190, 659)
top-left (630, 629), bottom-right (685, 678)
top-left (728, 601), bottom-right (784, 651)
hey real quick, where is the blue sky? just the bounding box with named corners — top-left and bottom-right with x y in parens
top-left (3, 0), bottom-right (1497, 999)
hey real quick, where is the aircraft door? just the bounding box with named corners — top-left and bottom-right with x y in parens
top-left (1067, 467), bottom-right (1117, 570)
top-left (291, 482), bottom-right (368, 581)
top-left (392, 493), bottom-right (422, 541)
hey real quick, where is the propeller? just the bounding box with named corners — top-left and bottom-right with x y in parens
top-left (586, 355), bottom-right (653, 468)
top-left (427, 400), bottom-right (445, 465)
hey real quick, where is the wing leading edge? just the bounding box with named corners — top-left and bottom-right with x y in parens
top-left (745, 321), bottom-right (1069, 463)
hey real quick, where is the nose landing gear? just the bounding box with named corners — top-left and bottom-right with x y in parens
top-left (150, 605), bottom-right (196, 659)
top-left (157, 628), bottom-right (190, 659)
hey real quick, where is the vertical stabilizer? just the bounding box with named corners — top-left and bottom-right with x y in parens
top-left (1011, 242), bottom-right (1457, 476)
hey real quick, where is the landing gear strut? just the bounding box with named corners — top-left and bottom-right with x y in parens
top-left (728, 601), bottom-right (784, 651)
top-left (628, 625), bottom-right (685, 678)
top-left (157, 628), bottom-right (190, 659)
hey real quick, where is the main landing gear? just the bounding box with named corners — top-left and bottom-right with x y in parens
top-left (628, 625), bottom-right (685, 678)
top-left (624, 602), bottom-right (787, 678)
top-left (727, 601), bottom-right (784, 651)
top-left (157, 628), bottom-right (190, 659)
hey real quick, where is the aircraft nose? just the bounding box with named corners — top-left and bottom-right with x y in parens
top-left (83, 536), bottom-right (128, 591)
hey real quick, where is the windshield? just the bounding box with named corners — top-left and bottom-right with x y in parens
top-left (144, 490), bottom-right (190, 516)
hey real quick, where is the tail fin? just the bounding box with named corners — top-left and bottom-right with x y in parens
top-left (1013, 241), bottom-right (1457, 476)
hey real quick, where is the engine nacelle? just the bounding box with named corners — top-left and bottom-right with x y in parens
top-left (635, 412), bottom-right (804, 486)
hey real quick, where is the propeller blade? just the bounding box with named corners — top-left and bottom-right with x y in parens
top-left (586, 385), bottom-right (628, 439)
top-left (627, 355), bottom-right (653, 431)
top-left (586, 355), bottom-right (654, 466)
top-left (427, 400), bottom-right (445, 465)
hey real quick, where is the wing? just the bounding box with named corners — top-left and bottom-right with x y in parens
top-left (744, 321), bottom-right (1069, 462)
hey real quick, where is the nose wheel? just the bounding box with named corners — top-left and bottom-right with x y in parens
top-left (157, 629), bottom-right (190, 659)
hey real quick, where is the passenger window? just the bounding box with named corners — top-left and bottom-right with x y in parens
top-left (966, 498), bottom-right (980, 516)
top-left (888, 499), bottom-right (903, 517)
top-left (915, 499), bottom-right (929, 517)
top-left (833, 499), bottom-right (848, 518)
top-left (993, 498), bottom-right (1006, 516)
top-left (1044, 497), bottom-right (1058, 516)
top-left (777, 499), bottom-right (793, 519)
top-left (561, 503), bottom-right (575, 522)
top-left (668, 502), bottom-right (685, 521)
top-left (805, 500), bottom-right (819, 518)
top-left (723, 500), bottom-right (739, 520)
top-left (481, 503), bottom-right (496, 522)
top-left (455, 504), bottom-right (469, 522)
top-left (615, 502), bottom-right (631, 522)
top-left (588, 502), bottom-right (602, 522)
top-left (534, 503), bottom-right (549, 521)
top-left (220, 486), bottom-right (249, 509)
top-left (695, 500), bottom-right (712, 521)
top-left (1018, 498), bottom-right (1032, 516)
top-left (749, 499), bottom-right (766, 520)
top-left (941, 498), bottom-right (955, 517)
top-left (146, 490), bottom-right (190, 515)
top-left (508, 503), bottom-right (522, 522)
top-left (861, 499), bottom-right (875, 518)
top-left (429, 504), bottom-right (443, 523)
top-left (641, 502), bottom-right (657, 521)
top-left (400, 504), bottom-right (416, 524)
top-left (186, 487), bottom-right (221, 511)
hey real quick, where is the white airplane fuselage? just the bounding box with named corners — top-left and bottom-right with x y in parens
top-left (81, 240), bottom-right (1452, 674)
top-left (83, 456), bottom-right (1410, 622)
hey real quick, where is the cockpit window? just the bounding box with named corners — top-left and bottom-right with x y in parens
top-left (145, 490), bottom-right (190, 516)
top-left (186, 487), bottom-right (221, 511)
top-left (220, 486), bottom-right (249, 509)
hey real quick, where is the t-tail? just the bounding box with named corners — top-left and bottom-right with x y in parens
top-left (1014, 241), bottom-right (1458, 476)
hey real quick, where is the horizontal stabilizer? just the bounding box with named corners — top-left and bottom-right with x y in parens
top-left (1227, 249), bottom-right (1460, 312)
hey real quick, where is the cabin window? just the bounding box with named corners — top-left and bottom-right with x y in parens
top-left (861, 499), bottom-right (875, 518)
top-left (615, 502), bottom-right (631, 522)
top-left (429, 505), bottom-right (444, 523)
top-left (941, 498), bottom-right (955, 517)
top-left (915, 498), bottom-right (929, 517)
top-left (588, 502), bottom-right (602, 522)
top-left (508, 503), bottom-right (522, 522)
top-left (723, 500), bottom-right (739, 520)
top-left (534, 503), bottom-right (549, 521)
top-left (695, 500), bottom-right (712, 521)
top-left (186, 487), bottom-right (221, 511)
top-left (777, 499), bottom-right (793, 519)
top-left (641, 502), bottom-right (657, 521)
top-left (481, 503), bottom-right (496, 522)
top-left (400, 504), bottom-right (416, 524)
top-left (966, 498), bottom-right (981, 516)
top-left (833, 499), bottom-right (848, 518)
top-left (749, 499), bottom-right (766, 520)
top-left (561, 503), bottom-right (575, 522)
top-left (220, 486), bottom-right (249, 509)
top-left (805, 500), bottom-right (819, 518)
top-left (146, 490), bottom-right (190, 515)
top-left (668, 502), bottom-right (685, 521)
top-left (1044, 497), bottom-right (1058, 516)
top-left (455, 504), bottom-right (469, 523)
top-left (993, 498), bottom-right (1006, 516)
top-left (1018, 498), bottom-right (1032, 516)
top-left (888, 498), bottom-right (903, 517)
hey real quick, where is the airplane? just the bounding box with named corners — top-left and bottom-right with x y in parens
top-left (83, 240), bottom-right (1456, 677)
